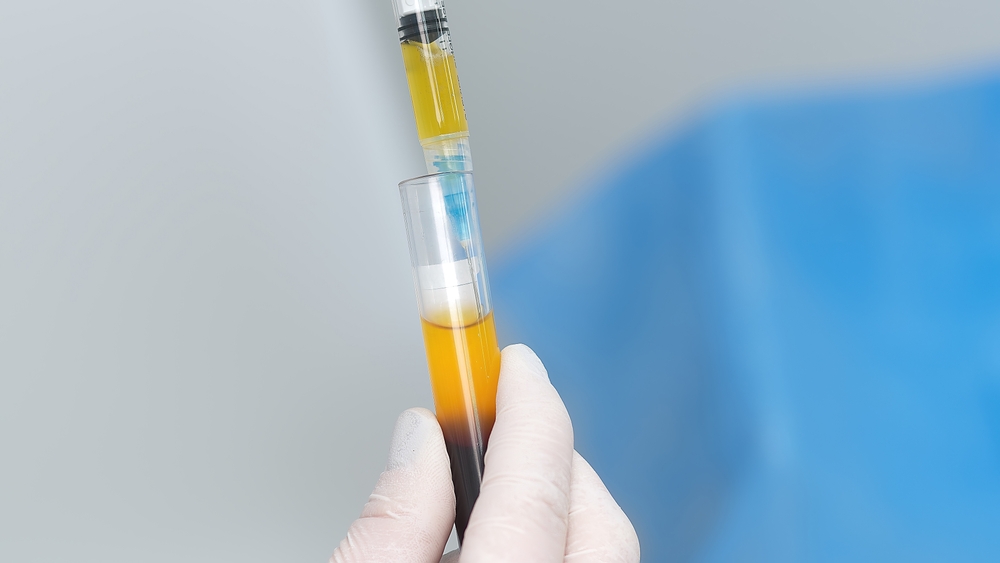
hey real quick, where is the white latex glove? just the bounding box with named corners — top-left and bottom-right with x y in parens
top-left (331, 344), bottom-right (640, 563)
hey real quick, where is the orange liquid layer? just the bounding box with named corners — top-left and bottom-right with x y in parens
top-left (420, 311), bottom-right (500, 446)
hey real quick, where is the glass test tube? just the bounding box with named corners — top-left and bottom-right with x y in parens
top-left (391, 0), bottom-right (472, 174)
top-left (398, 171), bottom-right (500, 543)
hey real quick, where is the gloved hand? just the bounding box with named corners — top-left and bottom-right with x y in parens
top-left (331, 344), bottom-right (640, 563)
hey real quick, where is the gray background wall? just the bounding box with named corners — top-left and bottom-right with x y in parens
top-left (1, 0), bottom-right (998, 561)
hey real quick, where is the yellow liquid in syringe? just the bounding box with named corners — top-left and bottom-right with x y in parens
top-left (401, 40), bottom-right (469, 142)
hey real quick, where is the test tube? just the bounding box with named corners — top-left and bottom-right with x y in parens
top-left (398, 171), bottom-right (499, 543)
top-left (391, 0), bottom-right (472, 174)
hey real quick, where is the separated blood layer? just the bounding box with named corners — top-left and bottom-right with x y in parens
top-left (420, 310), bottom-right (500, 445)
top-left (400, 39), bottom-right (469, 144)
top-left (420, 310), bottom-right (500, 541)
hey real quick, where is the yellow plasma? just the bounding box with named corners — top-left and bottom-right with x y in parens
top-left (401, 40), bottom-right (469, 142)
top-left (420, 311), bottom-right (500, 444)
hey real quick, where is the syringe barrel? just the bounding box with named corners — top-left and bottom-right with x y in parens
top-left (398, 171), bottom-right (499, 542)
top-left (392, 0), bottom-right (472, 174)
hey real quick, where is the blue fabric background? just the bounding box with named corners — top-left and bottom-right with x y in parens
top-left (492, 73), bottom-right (1000, 562)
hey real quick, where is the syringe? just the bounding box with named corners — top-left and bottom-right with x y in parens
top-left (392, 0), bottom-right (472, 175)
top-left (391, 0), bottom-right (498, 545)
